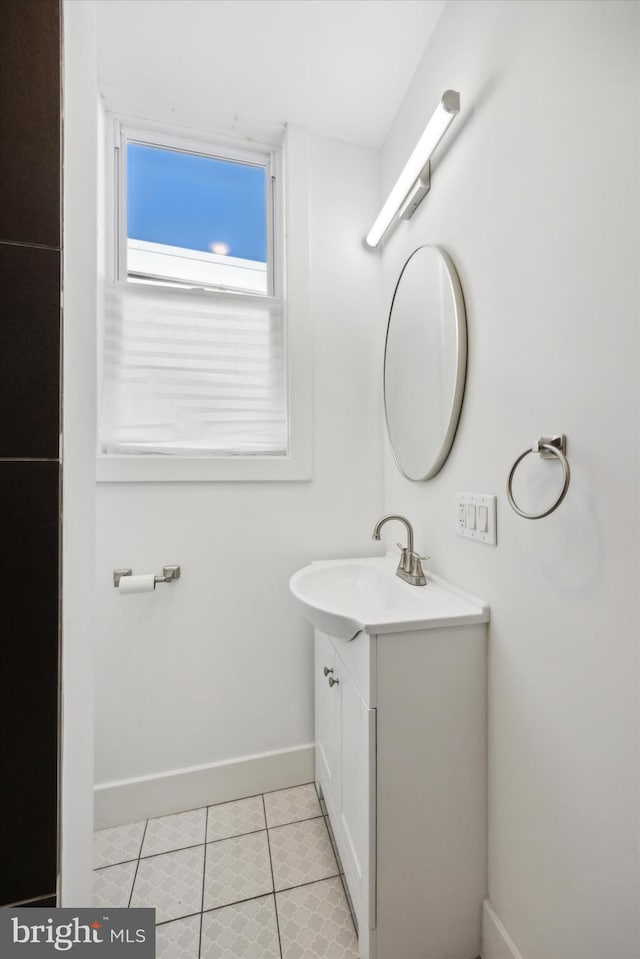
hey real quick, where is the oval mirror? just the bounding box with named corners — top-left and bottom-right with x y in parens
top-left (384, 245), bottom-right (467, 481)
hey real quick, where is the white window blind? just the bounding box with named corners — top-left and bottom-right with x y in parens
top-left (101, 282), bottom-right (287, 456)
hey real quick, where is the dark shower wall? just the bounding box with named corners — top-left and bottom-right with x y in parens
top-left (0, 0), bottom-right (62, 907)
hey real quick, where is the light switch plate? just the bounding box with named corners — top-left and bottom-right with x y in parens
top-left (457, 493), bottom-right (497, 545)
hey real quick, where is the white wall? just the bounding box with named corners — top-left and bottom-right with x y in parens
top-left (61, 0), bottom-right (98, 905)
top-left (378, 2), bottom-right (639, 957)
top-left (94, 133), bottom-right (383, 786)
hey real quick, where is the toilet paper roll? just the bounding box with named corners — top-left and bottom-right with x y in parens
top-left (118, 573), bottom-right (156, 595)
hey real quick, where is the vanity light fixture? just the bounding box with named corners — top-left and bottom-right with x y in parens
top-left (365, 90), bottom-right (460, 248)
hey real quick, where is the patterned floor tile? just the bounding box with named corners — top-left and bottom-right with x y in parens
top-left (130, 845), bottom-right (205, 924)
top-left (203, 831), bottom-right (272, 911)
top-left (207, 795), bottom-right (266, 842)
top-left (142, 807), bottom-right (206, 857)
top-left (269, 818), bottom-right (338, 891)
top-left (200, 895), bottom-right (280, 959)
top-left (94, 820), bottom-right (146, 868)
top-left (277, 877), bottom-right (359, 959)
top-left (340, 876), bottom-right (358, 935)
top-left (155, 914), bottom-right (201, 959)
top-left (93, 861), bottom-right (137, 908)
top-left (264, 784), bottom-right (321, 828)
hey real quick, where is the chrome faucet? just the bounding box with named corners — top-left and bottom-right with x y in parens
top-left (371, 514), bottom-right (427, 586)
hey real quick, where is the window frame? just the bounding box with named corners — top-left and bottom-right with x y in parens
top-left (97, 116), bottom-right (311, 483)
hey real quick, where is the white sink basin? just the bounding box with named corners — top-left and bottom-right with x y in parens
top-left (289, 554), bottom-right (489, 641)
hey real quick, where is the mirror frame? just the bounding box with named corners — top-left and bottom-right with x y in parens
top-left (383, 245), bottom-right (467, 481)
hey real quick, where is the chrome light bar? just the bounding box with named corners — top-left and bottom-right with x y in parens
top-left (365, 90), bottom-right (460, 248)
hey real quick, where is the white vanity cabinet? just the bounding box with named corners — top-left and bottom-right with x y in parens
top-left (314, 621), bottom-right (487, 959)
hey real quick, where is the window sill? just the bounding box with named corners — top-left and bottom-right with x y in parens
top-left (96, 453), bottom-right (311, 483)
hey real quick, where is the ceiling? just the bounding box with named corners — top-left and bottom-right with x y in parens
top-left (97, 0), bottom-right (445, 148)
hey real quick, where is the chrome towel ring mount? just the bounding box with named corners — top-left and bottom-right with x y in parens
top-left (507, 435), bottom-right (570, 520)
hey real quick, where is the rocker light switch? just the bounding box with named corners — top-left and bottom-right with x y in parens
top-left (466, 504), bottom-right (476, 529)
top-left (456, 493), bottom-right (497, 545)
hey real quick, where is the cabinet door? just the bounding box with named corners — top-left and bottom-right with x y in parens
top-left (314, 631), bottom-right (340, 811)
top-left (337, 659), bottom-right (376, 932)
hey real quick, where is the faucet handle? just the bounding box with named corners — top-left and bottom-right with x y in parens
top-left (409, 552), bottom-right (427, 585)
top-left (398, 544), bottom-right (429, 560)
top-left (395, 543), bottom-right (410, 571)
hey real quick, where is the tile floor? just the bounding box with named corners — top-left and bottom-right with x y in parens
top-left (93, 783), bottom-right (359, 959)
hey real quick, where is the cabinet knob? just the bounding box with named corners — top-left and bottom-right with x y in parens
top-left (328, 676), bottom-right (340, 687)
top-left (323, 666), bottom-right (334, 676)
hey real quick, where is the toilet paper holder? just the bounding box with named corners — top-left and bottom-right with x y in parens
top-left (113, 566), bottom-right (181, 587)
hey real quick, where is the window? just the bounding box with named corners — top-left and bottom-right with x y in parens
top-left (124, 139), bottom-right (271, 295)
top-left (97, 119), bottom-right (310, 481)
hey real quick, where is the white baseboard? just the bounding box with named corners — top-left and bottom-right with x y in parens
top-left (94, 744), bottom-right (315, 828)
top-left (482, 899), bottom-right (526, 959)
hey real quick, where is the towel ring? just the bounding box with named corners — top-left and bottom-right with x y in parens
top-left (507, 435), bottom-right (570, 520)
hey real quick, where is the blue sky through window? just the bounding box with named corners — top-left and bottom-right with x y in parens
top-left (127, 143), bottom-right (267, 263)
